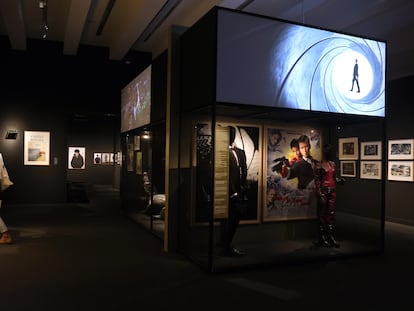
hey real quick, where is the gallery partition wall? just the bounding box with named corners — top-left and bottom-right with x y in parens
top-left (179, 7), bottom-right (386, 272)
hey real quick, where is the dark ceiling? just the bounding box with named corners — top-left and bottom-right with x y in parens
top-left (1, 0), bottom-right (413, 81)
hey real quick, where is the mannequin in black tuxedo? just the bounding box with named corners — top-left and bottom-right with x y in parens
top-left (221, 126), bottom-right (248, 256)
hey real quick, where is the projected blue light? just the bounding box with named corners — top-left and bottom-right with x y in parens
top-left (216, 10), bottom-right (386, 117)
top-left (271, 25), bottom-right (385, 116)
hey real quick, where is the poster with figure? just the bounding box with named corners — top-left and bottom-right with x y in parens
top-left (24, 131), bottom-right (50, 166)
top-left (264, 126), bottom-right (322, 221)
top-left (68, 147), bottom-right (86, 169)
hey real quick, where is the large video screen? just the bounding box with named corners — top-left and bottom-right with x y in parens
top-left (121, 65), bottom-right (151, 133)
top-left (216, 10), bottom-right (386, 117)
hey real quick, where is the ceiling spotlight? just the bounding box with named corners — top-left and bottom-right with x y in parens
top-left (39, 0), bottom-right (47, 9)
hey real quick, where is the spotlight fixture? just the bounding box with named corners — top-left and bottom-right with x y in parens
top-left (5, 130), bottom-right (18, 140)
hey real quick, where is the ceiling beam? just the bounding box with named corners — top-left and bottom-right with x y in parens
top-left (108, 0), bottom-right (166, 60)
top-left (0, 0), bottom-right (26, 50)
top-left (63, 0), bottom-right (92, 55)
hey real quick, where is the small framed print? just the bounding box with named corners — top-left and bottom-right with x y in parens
top-left (339, 137), bottom-right (358, 160)
top-left (388, 161), bottom-right (414, 182)
top-left (360, 161), bottom-right (382, 180)
top-left (388, 139), bottom-right (414, 160)
top-left (361, 141), bottom-right (382, 160)
top-left (340, 161), bottom-right (356, 177)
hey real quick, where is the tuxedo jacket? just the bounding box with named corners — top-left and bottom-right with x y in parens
top-left (229, 147), bottom-right (247, 196)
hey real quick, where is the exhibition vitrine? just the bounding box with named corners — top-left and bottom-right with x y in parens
top-left (178, 7), bottom-right (386, 272)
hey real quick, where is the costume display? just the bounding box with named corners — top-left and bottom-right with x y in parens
top-left (220, 129), bottom-right (248, 257)
top-left (314, 160), bottom-right (340, 247)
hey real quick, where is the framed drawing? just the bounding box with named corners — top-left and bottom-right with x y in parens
top-left (339, 137), bottom-right (358, 160)
top-left (388, 139), bottom-right (414, 160)
top-left (388, 161), bottom-right (414, 182)
top-left (361, 141), bottom-right (382, 160)
top-left (24, 131), bottom-right (50, 166)
top-left (340, 161), bottom-right (356, 177)
top-left (264, 126), bottom-right (321, 222)
top-left (360, 161), bottom-right (382, 180)
top-left (68, 146), bottom-right (85, 169)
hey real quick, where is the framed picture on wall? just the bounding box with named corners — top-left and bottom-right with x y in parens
top-left (340, 161), bottom-right (356, 177)
top-left (24, 131), bottom-right (50, 166)
top-left (68, 146), bottom-right (86, 169)
top-left (360, 161), bottom-right (382, 180)
top-left (339, 137), bottom-right (358, 160)
top-left (361, 141), bottom-right (382, 160)
top-left (388, 139), bottom-right (414, 160)
top-left (93, 153), bottom-right (102, 164)
top-left (387, 161), bottom-right (414, 182)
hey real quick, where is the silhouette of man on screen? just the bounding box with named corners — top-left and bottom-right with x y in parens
top-left (350, 58), bottom-right (360, 93)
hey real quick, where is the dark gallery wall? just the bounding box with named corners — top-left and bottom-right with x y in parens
top-left (386, 76), bottom-right (414, 225)
top-left (0, 37), bottom-right (152, 204)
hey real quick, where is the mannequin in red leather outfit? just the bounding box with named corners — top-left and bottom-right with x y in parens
top-left (314, 158), bottom-right (340, 247)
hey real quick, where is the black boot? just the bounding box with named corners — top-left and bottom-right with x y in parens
top-left (314, 225), bottom-right (330, 247)
top-left (326, 224), bottom-right (340, 247)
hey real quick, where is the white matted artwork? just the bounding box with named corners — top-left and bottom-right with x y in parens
top-left (68, 147), bottom-right (86, 169)
top-left (340, 161), bottom-right (356, 177)
top-left (361, 141), bottom-right (382, 160)
top-left (387, 161), bottom-right (414, 182)
top-left (24, 131), bottom-right (50, 166)
top-left (360, 161), bottom-right (382, 180)
top-left (388, 139), bottom-right (414, 160)
top-left (339, 137), bottom-right (358, 160)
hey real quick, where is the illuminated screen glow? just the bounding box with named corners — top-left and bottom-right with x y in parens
top-left (216, 10), bottom-right (386, 117)
top-left (121, 65), bottom-right (151, 133)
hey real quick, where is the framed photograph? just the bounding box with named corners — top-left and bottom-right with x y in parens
top-left (264, 126), bottom-right (322, 222)
top-left (93, 153), bottom-right (102, 164)
top-left (68, 147), bottom-right (86, 169)
top-left (388, 161), bottom-right (414, 182)
top-left (339, 137), bottom-right (358, 160)
top-left (340, 161), bottom-right (356, 177)
top-left (101, 153), bottom-right (112, 164)
top-left (360, 161), bottom-right (382, 180)
top-left (24, 131), bottom-right (50, 166)
top-left (388, 139), bottom-right (414, 160)
top-left (361, 141), bottom-right (382, 160)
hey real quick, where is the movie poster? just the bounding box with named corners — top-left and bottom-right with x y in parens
top-left (264, 126), bottom-right (322, 221)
